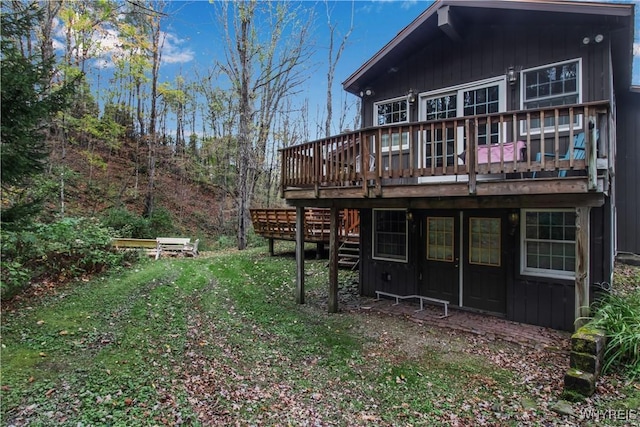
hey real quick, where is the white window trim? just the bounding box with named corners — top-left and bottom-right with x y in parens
top-left (519, 208), bottom-right (576, 280)
top-left (417, 76), bottom-right (508, 163)
top-left (374, 96), bottom-right (410, 153)
top-left (418, 75), bottom-right (508, 102)
top-left (519, 58), bottom-right (583, 136)
top-left (372, 208), bottom-right (408, 263)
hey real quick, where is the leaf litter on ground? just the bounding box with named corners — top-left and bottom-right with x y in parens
top-left (2, 249), bottom-right (638, 426)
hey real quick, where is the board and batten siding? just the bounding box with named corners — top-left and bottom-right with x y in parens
top-left (358, 209), bottom-right (418, 298)
top-left (508, 278), bottom-right (575, 331)
top-left (615, 90), bottom-right (640, 255)
top-left (361, 22), bottom-right (611, 127)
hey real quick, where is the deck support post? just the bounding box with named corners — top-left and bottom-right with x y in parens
top-left (316, 242), bottom-right (325, 259)
top-left (587, 115), bottom-right (598, 191)
top-left (268, 238), bottom-right (275, 256)
top-left (328, 207), bottom-right (339, 313)
top-left (467, 119), bottom-right (477, 195)
top-left (295, 206), bottom-right (305, 305)
top-left (575, 207), bottom-right (590, 328)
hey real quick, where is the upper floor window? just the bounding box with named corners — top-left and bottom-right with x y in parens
top-left (375, 97), bottom-right (409, 152)
top-left (521, 59), bottom-right (582, 134)
top-left (376, 98), bottom-right (409, 126)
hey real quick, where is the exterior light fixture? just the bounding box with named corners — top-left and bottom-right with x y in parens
top-left (359, 88), bottom-right (374, 97)
top-left (583, 34), bottom-right (604, 45)
top-left (508, 211), bottom-right (520, 235)
top-left (407, 89), bottom-right (416, 104)
top-left (507, 66), bottom-right (518, 86)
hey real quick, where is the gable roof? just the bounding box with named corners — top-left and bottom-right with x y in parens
top-left (343, 0), bottom-right (635, 94)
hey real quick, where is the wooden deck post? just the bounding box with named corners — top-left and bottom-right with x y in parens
top-left (575, 207), bottom-right (590, 328)
top-left (268, 238), bottom-right (275, 256)
top-left (467, 119), bottom-right (477, 195)
top-left (328, 207), bottom-right (339, 313)
top-left (587, 115), bottom-right (598, 191)
top-left (295, 206), bottom-right (305, 305)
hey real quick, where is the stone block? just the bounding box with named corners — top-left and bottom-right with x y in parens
top-left (571, 327), bottom-right (606, 356)
top-left (564, 368), bottom-right (596, 397)
top-left (570, 351), bottom-right (601, 375)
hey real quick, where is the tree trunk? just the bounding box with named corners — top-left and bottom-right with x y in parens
top-left (236, 11), bottom-right (252, 250)
top-left (143, 1), bottom-right (163, 218)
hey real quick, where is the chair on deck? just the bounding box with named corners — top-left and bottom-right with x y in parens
top-left (355, 153), bottom-right (375, 173)
top-left (534, 130), bottom-right (597, 177)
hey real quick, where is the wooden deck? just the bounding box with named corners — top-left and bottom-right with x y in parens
top-left (250, 208), bottom-right (359, 243)
top-left (279, 101), bottom-right (611, 204)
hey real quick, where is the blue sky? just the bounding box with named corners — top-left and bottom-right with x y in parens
top-left (84, 0), bottom-right (639, 138)
top-left (158, 0), bottom-right (433, 135)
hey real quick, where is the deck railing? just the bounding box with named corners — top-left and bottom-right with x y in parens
top-left (280, 101), bottom-right (610, 196)
top-left (250, 208), bottom-right (360, 242)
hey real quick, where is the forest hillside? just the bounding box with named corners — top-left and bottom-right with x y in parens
top-left (53, 131), bottom-right (236, 243)
top-left (1, 1), bottom-right (351, 299)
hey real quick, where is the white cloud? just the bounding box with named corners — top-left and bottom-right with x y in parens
top-left (52, 16), bottom-right (194, 69)
top-left (634, 42), bottom-right (640, 57)
top-left (401, 1), bottom-right (419, 10)
top-left (160, 32), bottom-right (195, 64)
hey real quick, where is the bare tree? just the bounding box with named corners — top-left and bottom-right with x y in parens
top-left (141, 0), bottom-right (165, 218)
top-left (324, 0), bottom-right (353, 137)
top-left (216, 0), bottom-right (314, 249)
top-left (264, 99), bottom-right (303, 208)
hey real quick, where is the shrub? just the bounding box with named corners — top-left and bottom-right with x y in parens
top-left (1, 217), bottom-right (134, 300)
top-left (214, 235), bottom-right (235, 250)
top-left (148, 208), bottom-right (174, 237)
top-left (101, 207), bottom-right (174, 238)
top-left (102, 207), bottom-right (151, 238)
top-left (587, 290), bottom-right (640, 379)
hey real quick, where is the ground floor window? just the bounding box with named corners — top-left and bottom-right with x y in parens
top-left (521, 209), bottom-right (576, 278)
top-left (373, 209), bottom-right (407, 262)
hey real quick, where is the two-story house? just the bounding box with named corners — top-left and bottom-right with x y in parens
top-left (280, 0), bottom-right (639, 331)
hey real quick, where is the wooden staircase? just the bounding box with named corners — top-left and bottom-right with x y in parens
top-left (338, 209), bottom-right (360, 270)
top-left (338, 239), bottom-right (360, 270)
top-left (251, 207), bottom-right (361, 268)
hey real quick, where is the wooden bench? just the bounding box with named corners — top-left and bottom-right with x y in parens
top-left (155, 237), bottom-right (199, 259)
top-left (375, 291), bottom-right (450, 318)
top-left (111, 238), bottom-right (158, 257)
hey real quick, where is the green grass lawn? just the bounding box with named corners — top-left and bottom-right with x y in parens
top-left (2, 245), bottom-right (638, 426)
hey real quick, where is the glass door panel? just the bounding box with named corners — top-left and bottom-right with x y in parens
top-left (419, 78), bottom-right (507, 170)
top-left (462, 85), bottom-right (501, 145)
top-left (421, 94), bottom-right (457, 167)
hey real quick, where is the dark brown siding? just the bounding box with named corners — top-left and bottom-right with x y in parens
top-left (359, 206), bottom-right (577, 330)
top-left (615, 91), bottom-right (640, 254)
top-left (509, 278), bottom-right (575, 331)
top-left (504, 207), bottom-right (605, 332)
top-left (590, 205), bottom-right (610, 285)
top-left (361, 22), bottom-right (611, 127)
top-left (359, 209), bottom-right (418, 297)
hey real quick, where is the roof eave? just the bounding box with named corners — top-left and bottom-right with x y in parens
top-left (342, 0), bottom-right (635, 95)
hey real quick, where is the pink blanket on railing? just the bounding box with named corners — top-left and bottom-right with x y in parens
top-left (476, 141), bottom-right (525, 164)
